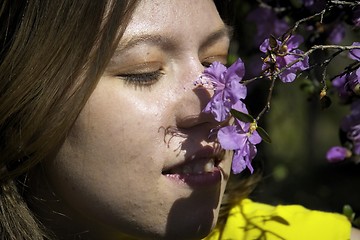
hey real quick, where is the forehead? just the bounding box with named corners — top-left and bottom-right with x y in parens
top-left (121, 0), bottom-right (225, 43)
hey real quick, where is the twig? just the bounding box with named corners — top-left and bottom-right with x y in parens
top-left (253, 44), bottom-right (360, 122)
top-left (287, 9), bottom-right (328, 36)
top-left (256, 76), bottom-right (276, 122)
top-left (329, 1), bottom-right (360, 6)
top-left (242, 75), bottom-right (267, 85)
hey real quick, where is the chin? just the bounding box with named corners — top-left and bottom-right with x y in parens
top-left (162, 198), bottom-right (220, 240)
top-left (128, 200), bottom-right (221, 240)
top-left (163, 219), bottom-right (217, 240)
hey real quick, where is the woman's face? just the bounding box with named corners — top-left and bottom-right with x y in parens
top-left (44, 0), bottom-right (232, 239)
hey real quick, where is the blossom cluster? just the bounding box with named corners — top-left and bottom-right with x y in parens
top-left (195, 36), bottom-right (310, 174)
top-left (327, 43), bottom-right (360, 163)
top-left (260, 35), bottom-right (309, 83)
top-left (247, 1), bottom-right (360, 46)
top-left (195, 32), bottom-right (310, 174)
top-left (332, 43), bottom-right (360, 103)
top-left (195, 59), bottom-right (262, 174)
top-left (326, 100), bottom-right (360, 163)
top-left (197, 37), bottom-right (309, 174)
top-left (244, 1), bottom-right (360, 167)
top-left (195, 1), bottom-right (360, 174)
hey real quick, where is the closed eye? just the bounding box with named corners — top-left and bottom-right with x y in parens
top-left (118, 71), bottom-right (164, 87)
top-left (201, 55), bottom-right (228, 68)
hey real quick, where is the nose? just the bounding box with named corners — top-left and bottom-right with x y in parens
top-left (173, 58), bottom-right (216, 129)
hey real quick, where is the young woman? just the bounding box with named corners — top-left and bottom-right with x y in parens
top-left (0, 0), bottom-right (359, 239)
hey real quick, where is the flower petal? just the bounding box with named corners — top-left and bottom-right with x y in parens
top-left (349, 42), bottom-right (360, 61)
top-left (259, 39), bottom-right (270, 53)
top-left (226, 58), bottom-right (246, 80)
top-left (232, 101), bottom-right (250, 130)
top-left (232, 150), bottom-right (246, 174)
top-left (286, 35), bottom-right (304, 49)
top-left (248, 131), bottom-right (262, 145)
top-left (218, 126), bottom-right (246, 150)
top-left (326, 146), bottom-right (349, 163)
top-left (203, 93), bottom-right (231, 122)
top-left (203, 62), bottom-right (227, 84)
top-left (225, 80), bottom-right (247, 102)
top-left (279, 69), bottom-right (297, 83)
top-left (354, 141), bottom-right (360, 155)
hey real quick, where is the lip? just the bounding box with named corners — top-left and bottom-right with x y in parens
top-left (162, 146), bottom-right (225, 188)
top-left (163, 168), bottom-right (222, 188)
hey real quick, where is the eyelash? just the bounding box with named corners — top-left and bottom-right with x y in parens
top-left (202, 62), bottom-right (214, 68)
top-left (202, 56), bottom-right (228, 68)
top-left (117, 58), bottom-right (226, 86)
top-left (119, 71), bottom-right (163, 86)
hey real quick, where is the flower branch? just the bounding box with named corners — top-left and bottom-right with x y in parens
top-left (195, 0), bottom-right (360, 174)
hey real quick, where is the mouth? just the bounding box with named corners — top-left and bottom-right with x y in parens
top-left (161, 149), bottom-right (225, 188)
top-left (162, 157), bottom-right (220, 175)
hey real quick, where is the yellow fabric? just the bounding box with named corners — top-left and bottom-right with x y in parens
top-left (205, 199), bottom-right (351, 240)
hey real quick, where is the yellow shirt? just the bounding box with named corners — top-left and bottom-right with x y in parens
top-left (205, 199), bottom-right (351, 240)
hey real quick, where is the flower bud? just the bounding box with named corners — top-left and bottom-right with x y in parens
top-left (320, 89), bottom-right (327, 99)
top-left (351, 83), bottom-right (360, 96)
top-left (326, 146), bottom-right (352, 163)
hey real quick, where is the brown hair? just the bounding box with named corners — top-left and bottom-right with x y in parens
top-left (0, 1), bottom-right (139, 238)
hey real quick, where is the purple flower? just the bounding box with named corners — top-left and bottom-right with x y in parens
top-left (326, 146), bottom-right (350, 163)
top-left (349, 42), bottom-right (360, 61)
top-left (197, 59), bottom-right (247, 122)
top-left (332, 74), bottom-right (352, 102)
top-left (302, 0), bottom-right (314, 7)
top-left (347, 68), bottom-right (360, 95)
top-left (260, 35), bottom-right (309, 83)
top-left (326, 102), bottom-right (360, 163)
top-left (350, 124), bottom-right (360, 155)
top-left (217, 101), bottom-right (262, 174)
top-left (332, 69), bottom-right (359, 100)
top-left (341, 100), bottom-right (360, 155)
top-left (332, 43), bottom-right (360, 100)
top-left (328, 23), bottom-right (345, 44)
top-left (247, 7), bottom-right (289, 45)
top-left (353, 7), bottom-right (360, 27)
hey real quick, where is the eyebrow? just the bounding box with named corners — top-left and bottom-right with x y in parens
top-left (199, 24), bottom-right (233, 52)
top-left (115, 24), bottom-right (233, 54)
top-left (115, 34), bottom-right (175, 53)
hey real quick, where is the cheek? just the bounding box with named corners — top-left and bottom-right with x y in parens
top-left (65, 84), bottom-right (165, 175)
top-left (79, 78), bottom-right (171, 160)
top-left (45, 81), bottom-right (171, 228)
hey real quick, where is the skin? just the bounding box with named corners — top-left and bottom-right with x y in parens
top-left (30, 0), bottom-right (232, 239)
top-left (352, 228), bottom-right (360, 240)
